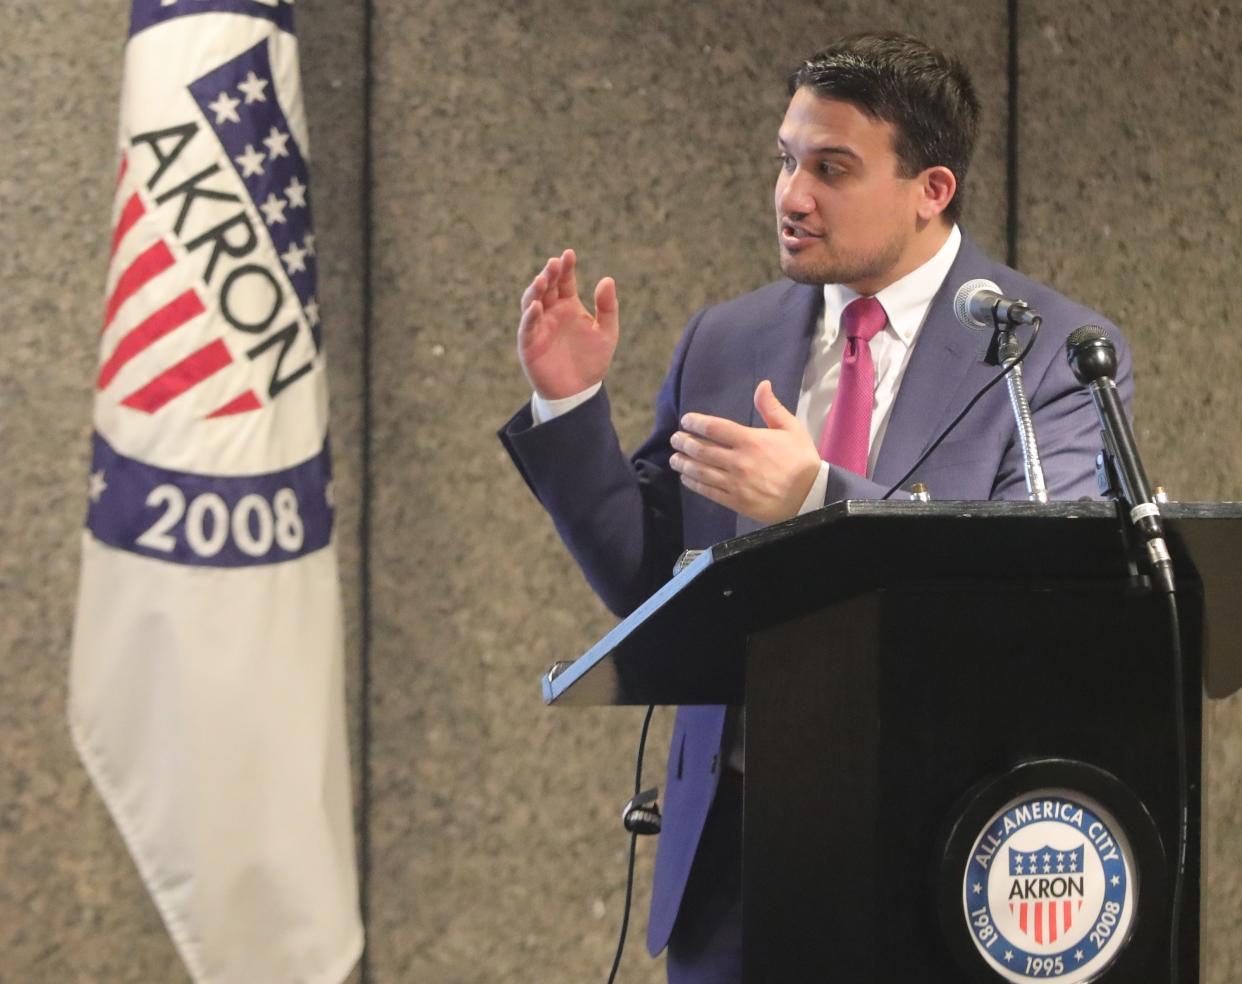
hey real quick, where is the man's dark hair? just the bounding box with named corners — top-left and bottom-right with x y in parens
top-left (788, 32), bottom-right (980, 222)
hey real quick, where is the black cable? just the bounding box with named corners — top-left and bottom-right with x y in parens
top-left (881, 317), bottom-right (1041, 500)
top-left (607, 831), bottom-right (641, 984)
top-left (607, 705), bottom-right (656, 984)
top-left (1165, 588), bottom-right (1188, 984)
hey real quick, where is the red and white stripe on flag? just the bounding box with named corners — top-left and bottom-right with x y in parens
top-left (69, 3), bottom-right (362, 981)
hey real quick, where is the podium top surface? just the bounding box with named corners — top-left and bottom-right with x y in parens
top-left (542, 499), bottom-right (1242, 707)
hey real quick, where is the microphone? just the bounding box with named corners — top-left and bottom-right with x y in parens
top-left (954, 279), bottom-right (1039, 330)
top-left (952, 279), bottom-right (1049, 500)
top-left (1066, 325), bottom-right (1174, 593)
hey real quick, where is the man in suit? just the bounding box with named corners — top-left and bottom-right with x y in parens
top-left (500, 32), bottom-right (1131, 982)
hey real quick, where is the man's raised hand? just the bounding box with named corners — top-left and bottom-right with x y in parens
top-left (517, 249), bottom-right (619, 400)
top-left (669, 380), bottom-right (823, 524)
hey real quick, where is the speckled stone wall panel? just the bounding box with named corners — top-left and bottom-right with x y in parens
top-left (297, 7), bottom-right (369, 946)
top-left (367, 3), bottom-right (1006, 981)
top-left (1016, 3), bottom-right (1242, 981)
top-left (0, 2), bottom-right (366, 980)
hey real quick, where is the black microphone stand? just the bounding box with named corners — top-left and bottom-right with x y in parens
top-left (1065, 324), bottom-right (1187, 984)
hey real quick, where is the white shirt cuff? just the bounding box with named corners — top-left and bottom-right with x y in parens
top-left (796, 461), bottom-right (831, 515)
top-left (530, 383), bottom-right (602, 425)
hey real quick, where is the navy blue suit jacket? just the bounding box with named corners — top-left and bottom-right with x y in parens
top-left (499, 234), bottom-right (1133, 955)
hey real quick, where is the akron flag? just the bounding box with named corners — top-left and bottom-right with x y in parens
top-left (69, 2), bottom-right (363, 981)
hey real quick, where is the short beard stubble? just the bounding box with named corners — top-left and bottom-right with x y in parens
top-left (777, 227), bottom-right (908, 290)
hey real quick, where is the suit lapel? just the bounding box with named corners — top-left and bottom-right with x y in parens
top-left (747, 281), bottom-right (821, 428)
top-left (871, 235), bottom-right (996, 488)
top-left (735, 281), bottom-right (820, 537)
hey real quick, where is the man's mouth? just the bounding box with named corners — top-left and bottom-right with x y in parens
top-left (780, 221), bottom-right (823, 249)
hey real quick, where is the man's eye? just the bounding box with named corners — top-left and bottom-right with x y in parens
top-left (818, 160), bottom-right (843, 177)
top-left (774, 153), bottom-right (795, 173)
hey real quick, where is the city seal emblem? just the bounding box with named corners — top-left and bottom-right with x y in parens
top-left (961, 789), bottom-right (1135, 982)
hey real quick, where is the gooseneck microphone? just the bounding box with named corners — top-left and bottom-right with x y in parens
top-left (883, 280), bottom-right (1046, 501)
top-left (1065, 325), bottom-right (1174, 594)
top-left (953, 279), bottom-right (1039, 330)
top-left (953, 279), bottom-right (1048, 502)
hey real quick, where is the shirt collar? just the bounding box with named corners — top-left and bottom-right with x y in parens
top-left (821, 224), bottom-right (963, 347)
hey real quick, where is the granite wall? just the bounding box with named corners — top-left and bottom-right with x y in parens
top-left (1, 1), bottom-right (1238, 982)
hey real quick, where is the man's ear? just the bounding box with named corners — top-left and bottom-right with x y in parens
top-left (916, 165), bottom-right (958, 222)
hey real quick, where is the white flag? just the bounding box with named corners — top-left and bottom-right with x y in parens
top-left (70, 2), bottom-right (363, 981)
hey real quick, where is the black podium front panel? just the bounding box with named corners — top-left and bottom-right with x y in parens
top-left (742, 580), bottom-right (1199, 982)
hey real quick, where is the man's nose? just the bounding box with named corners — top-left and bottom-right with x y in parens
top-left (777, 167), bottom-right (815, 217)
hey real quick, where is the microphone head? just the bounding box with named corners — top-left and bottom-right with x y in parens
top-left (1066, 324), bottom-right (1118, 384)
top-left (953, 279), bottom-right (1002, 330)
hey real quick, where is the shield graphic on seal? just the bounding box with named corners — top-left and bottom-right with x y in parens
top-left (1006, 844), bottom-right (1086, 944)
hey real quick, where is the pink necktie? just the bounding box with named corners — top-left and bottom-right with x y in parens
top-left (817, 296), bottom-right (888, 475)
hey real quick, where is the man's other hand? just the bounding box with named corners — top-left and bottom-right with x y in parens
top-left (517, 249), bottom-right (619, 400)
top-left (670, 380), bottom-right (822, 524)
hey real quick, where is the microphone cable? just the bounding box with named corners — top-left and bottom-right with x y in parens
top-left (881, 317), bottom-right (1041, 500)
top-left (607, 704), bottom-right (659, 984)
top-left (1163, 585), bottom-right (1189, 984)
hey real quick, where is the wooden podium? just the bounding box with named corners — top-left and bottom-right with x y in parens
top-left (543, 500), bottom-right (1242, 982)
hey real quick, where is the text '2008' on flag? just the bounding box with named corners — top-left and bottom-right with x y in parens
top-left (70, 2), bottom-right (362, 981)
